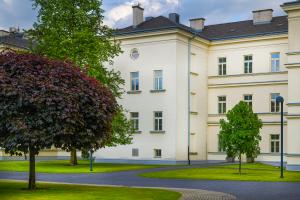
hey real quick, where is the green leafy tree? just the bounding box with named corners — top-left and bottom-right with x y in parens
top-left (0, 52), bottom-right (117, 189)
top-left (219, 101), bottom-right (262, 174)
top-left (28, 0), bottom-right (133, 165)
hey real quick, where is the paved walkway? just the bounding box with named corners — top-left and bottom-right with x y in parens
top-left (0, 163), bottom-right (300, 200)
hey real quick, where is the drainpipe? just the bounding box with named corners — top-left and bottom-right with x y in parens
top-left (187, 33), bottom-right (197, 165)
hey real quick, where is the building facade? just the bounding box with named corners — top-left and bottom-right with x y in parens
top-left (95, 1), bottom-right (300, 170)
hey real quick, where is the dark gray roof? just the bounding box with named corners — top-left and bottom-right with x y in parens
top-left (115, 15), bottom-right (288, 41)
top-left (0, 33), bottom-right (30, 49)
top-left (282, 0), bottom-right (300, 6)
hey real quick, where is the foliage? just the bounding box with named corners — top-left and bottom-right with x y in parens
top-left (219, 101), bottom-right (262, 173)
top-left (27, 0), bottom-right (123, 97)
top-left (27, 0), bottom-right (133, 164)
top-left (0, 51), bottom-right (117, 188)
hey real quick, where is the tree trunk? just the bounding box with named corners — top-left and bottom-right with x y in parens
top-left (28, 148), bottom-right (36, 190)
top-left (239, 153), bottom-right (242, 174)
top-left (70, 148), bottom-right (78, 166)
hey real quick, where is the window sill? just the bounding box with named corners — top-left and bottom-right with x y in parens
top-left (150, 131), bottom-right (166, 134)
top-left (150, 89), bottom-right (166, 93)
top-left (127, 90), bottom-right (142, 94)
top-left (154, 156), bottom-right (162, 158)
top-left (133, 131), bottom-right (142, 134)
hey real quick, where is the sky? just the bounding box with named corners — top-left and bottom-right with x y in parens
top-left (0, 0), bottom-right (289, 31)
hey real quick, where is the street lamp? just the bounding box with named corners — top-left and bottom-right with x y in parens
top-left (276, 96), bottom-right (284, 178)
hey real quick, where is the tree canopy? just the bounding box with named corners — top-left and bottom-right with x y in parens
top-left (0, 51), bottom-right (117, 189)
top-left (219, 101), bottom-right (262, 173)
top-left (28, 0), bottom-right (123, 97)
top-left (27, 0), bottom-right (133, 165)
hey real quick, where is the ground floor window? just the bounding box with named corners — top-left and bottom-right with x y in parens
top-left (270, 134), bottom-right (280, 153)
top-left (132, 148), bottom-right (139, 157)
top-left (154, 149), bottom-right (162, 158)
top-left (218, 134), bottom-right (224, 152)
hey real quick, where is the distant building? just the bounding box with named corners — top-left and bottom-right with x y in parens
top-left (93, 1), bottom-right (300, 171)
top-left (0, 27), bottom-right (29, 51)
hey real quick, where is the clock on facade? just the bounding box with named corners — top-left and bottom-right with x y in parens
top-left (130, 48), bottom-right (139, 60)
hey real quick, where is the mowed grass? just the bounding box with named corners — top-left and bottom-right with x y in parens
top-left (0, 160), bottom-right (160, 173)
top-left (140, 163), bottom-right (300, 182)
top-left (0, 180), bottom-right (181, 200)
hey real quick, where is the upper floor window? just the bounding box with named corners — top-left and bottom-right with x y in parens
top-left (218, 96), bottom-right (226, 114)
top-left (271, 93), bottom-right (280, 113)
top-left (130, 72), bottom-right (139, 91)
top-left (130, 112), bottom-right (139, 131)
top-left (154, 111), bottom-right (163, 131)
top-left (244, 94), bottom-right (253, 109)
top-left (271, 53), bottom-right (280, 72)
top-left (154, 70), bottom-right (163, 90)
top-left (244, 55), bottom-right (253, 74)
top-left (218, 57), bottom-right (227, 76)
top-left (270, 134), bottom-right (280, 153)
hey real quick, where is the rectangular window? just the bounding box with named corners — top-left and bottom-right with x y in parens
top-left (154, 70), bottom-right (163, 90)
top-left (130, 112), bottom-right (139, 131)
top-left (271, 93), bottom-right (280, 113)
top-left (218, 57), bottom-right (227, 75)
top-left (218, 96), bottom-right (226, 114)
top-left (218, 135), bottom-right (224, 152)
top-left (244, 55), bottom-right (253, 74)
top-left (132, 148), bottom-right (139, 157)
top-left (270, 134), bottom-right (280, 153)
top-left (154, 149), bottom-right (162, 158)
top-left (130, 72), bottom-right (139, 91)
top-left (154, 111), bottom-right (163, 131)
top-left (271, 53), bottom-right (280, 72)
top-left (244, 94), bottom-right (253, 109)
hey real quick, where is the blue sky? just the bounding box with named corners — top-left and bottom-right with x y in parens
top-left (0, 0), bottom-right (288, 31)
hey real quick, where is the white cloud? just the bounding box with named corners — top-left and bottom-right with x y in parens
top-left (104, 0), bottom-right (181, 28)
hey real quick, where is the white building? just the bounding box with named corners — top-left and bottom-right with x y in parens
top-left (95, 1), bottom-right (300, 171)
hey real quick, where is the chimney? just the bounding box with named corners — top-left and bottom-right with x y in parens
top-left (169, 13), bottom-right (180, 23)
top-left (145, 16), bottom-right (154, 21)
top-left (9, 27), bottom-right (19, 33)
top-left (253, 9), bottom-right (273, 25)
top-left (132, 4), bottom-right (144, 28)
top-left (190, 18), bottom-right (205, 32)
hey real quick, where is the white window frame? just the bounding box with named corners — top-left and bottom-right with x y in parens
top-left (271, 52), bottom-right (280, 72)
top-left (271, 93), bottom-right (280, 113)
top-left (218, 96), bottom-right (226, 114)
top-left (154, 111), bottom-right (163, 131)
top-left (154, 149), bottom-right (162, 158)
top-left (244, 94), bottom-right (253, 109)
top-left (154, 70), bottom-right (163, 90)
top-left (130, 112), bottom-right (139, 131)
top-left (218, 57), bottom-right (227, 76)
top-left (270, 134), bottom-right (280, 153)
top-left (244, 55), bottom-right (253, 74)
top-left (130, 72), bottom-right (139, 91)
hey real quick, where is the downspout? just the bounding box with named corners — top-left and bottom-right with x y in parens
top-left (187, 33), bottom-right (197, 165)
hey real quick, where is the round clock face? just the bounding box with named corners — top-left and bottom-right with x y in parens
top-left (130, 48), bottom-right (139, 60)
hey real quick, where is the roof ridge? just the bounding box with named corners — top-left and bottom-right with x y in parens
top-left (204, 15), bottom-right (287, 28)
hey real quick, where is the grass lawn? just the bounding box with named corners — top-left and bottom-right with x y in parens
top-left (140, 163), bottom-right (300, 182)
top-left (0, 160), bottom-right (160, 173)
top-left (0, 180), bottom-right (181, 200)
